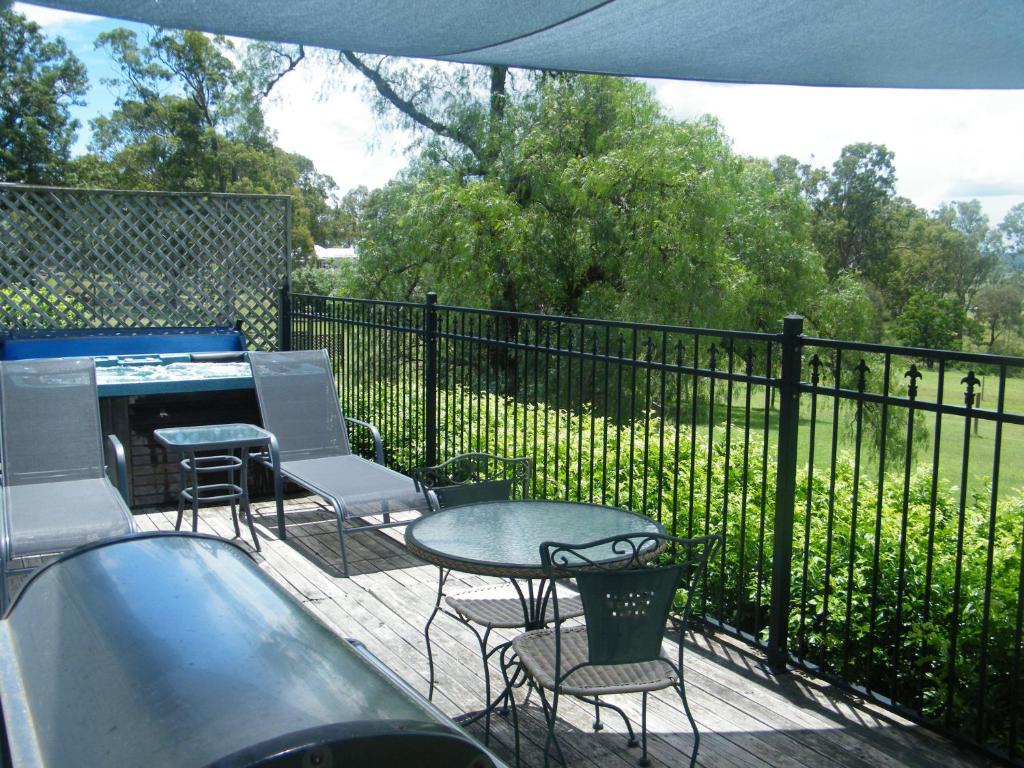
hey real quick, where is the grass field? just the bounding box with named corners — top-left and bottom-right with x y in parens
top-left (704, 366), bottom-right (1024, 499)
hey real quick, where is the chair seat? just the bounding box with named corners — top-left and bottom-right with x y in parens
top-left (512, 625), bottom-right (678, 696)
top-left (280, 454), bottom-right (429, 519)
top-left (446, 584), bottom-right (584, 629)
top-left (5, 479), bottom-right (134, 559)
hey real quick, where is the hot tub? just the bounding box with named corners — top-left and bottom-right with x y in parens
top-left (0, 327), bottom-right (270, 508)
top-left (95, 353), bottom-right (253, 396)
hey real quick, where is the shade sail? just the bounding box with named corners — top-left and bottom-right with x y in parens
top-left (24, 0), bottom-right (1024, 88)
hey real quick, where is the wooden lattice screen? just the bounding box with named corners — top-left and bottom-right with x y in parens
top-left (0, 184), bottom-right (291, 350)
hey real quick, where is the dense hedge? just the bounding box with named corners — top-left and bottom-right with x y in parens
top-left (346, 382), bottom-right (1022, 755)
top-left (1, 283), bottom-right (85, 327)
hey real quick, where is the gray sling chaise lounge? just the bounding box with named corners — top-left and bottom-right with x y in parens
top-left (0, 357), bottom-right (136, 609)
top-left (248, 350), bottom-right (429, 575)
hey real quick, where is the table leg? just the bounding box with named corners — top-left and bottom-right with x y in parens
top-left (424, 566), bottom-right (448, 701)
top-left (510, 577), bottom-right (551, 630)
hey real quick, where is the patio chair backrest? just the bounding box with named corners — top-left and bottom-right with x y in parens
top-left (541, 532), bottom-right (719, 667)
top-left (248, 350), bottom-right (352, 461)
top-left (0, 358), bottom-right (105, 485)
top-left (412, 453), bottom-right (532, 509)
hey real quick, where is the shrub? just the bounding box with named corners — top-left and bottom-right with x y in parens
top-left (1, 282), bottom-right (86, 328)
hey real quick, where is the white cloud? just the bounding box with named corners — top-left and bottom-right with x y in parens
top-left (650, 80), bottom-right (1024, 224)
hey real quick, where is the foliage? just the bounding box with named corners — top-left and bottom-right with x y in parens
top-left (309, 53), bottom-right (1008, 346)
top-left (793, 462), bottom-right (1022, 751)
top-left (348, 74), bottom-right (822, 329)
top-left (805, 272), bottom-right (882, 342)
top-left (891, 291), bottom-right (967, 352)
top-left (0, 7), bottom-right (87, 183)
top-left (794, 145), bottom-right (1005, 345)
top-left (290, 264), bottom-right (358, 296)
top-left (1, 282), bottom-right (85, 327)
top-left (809, 143), bottom-right (897, 283)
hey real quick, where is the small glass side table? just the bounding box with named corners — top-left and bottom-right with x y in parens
top-left (153, 423), bottom-right (283, 551)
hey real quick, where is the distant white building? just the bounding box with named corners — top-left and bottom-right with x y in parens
top-left (314, 244), bottom-right (358, 267)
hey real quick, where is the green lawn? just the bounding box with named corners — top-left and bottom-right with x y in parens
top-left (700, 367), bottom-right (1024, 498)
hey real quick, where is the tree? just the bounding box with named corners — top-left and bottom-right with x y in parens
top-left (806, 272), bottom-right (882, 342)
top-left (297, 60), bottom-right (823, 328)
top-left (77, 27), bottom-right (341, 258)
top-left (932, 200), bottom-right (999, 306)
top-left (887, 202), bottom-right (998, 343)
top-left (892, 213), bottom-right (970, 304)
top-left (891, 291), bottom-right (966, 353)
top-left (999, 203), bottom-right (1024, 271)
top-left (89, 27), bottom-right (263, 192)
top-left (810, 143), bottom-right (898, 283)
top-left (974, 282), bottom-right (1024, 351)
top-left (330, 186), bottom-right (370, 246)
top-left (0, 7), bottom-right (87, 183)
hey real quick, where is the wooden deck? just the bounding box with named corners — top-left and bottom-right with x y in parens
top-left (130, 495), bottom-right (994, 768)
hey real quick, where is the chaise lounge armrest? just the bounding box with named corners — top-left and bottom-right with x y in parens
top-left (345, 417), bottom-right (385, 465)
top-left (105, 434), bottom-right (129, 504)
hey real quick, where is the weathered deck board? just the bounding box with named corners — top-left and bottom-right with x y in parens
top-left (125, 495), bottom-right (993, 768)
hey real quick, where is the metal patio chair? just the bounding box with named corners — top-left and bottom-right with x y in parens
top-left (0, 357), bottom-right (135, 610)
top-left (413, 453), bottom-right (533, 514)
top-left (248, 349), bottom-right (429, 576)
top-left (506, 531), bottom-right (720, 767)
top-left (412, 453), bottom-right (584, 738)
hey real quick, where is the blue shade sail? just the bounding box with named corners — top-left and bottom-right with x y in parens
top-left (22, 0), bottom-right (1024, 88)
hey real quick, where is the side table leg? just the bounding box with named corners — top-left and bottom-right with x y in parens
top-left (240, 447), bottom-right (260, 551)
top-left (268, 435), bottom-right (285, 539)
top-left (189, 451), bottom-right (200, 532)
top-left (229, 448), bottom-right (242, 539)
top-left (175, 451), bottom-right (186, 531)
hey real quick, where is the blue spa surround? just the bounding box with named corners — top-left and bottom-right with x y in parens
top-left (0, 326), bottom-right (246, 361)
top-left (0, 327), bottom-right (253, 396)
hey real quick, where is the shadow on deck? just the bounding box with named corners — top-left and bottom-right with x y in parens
top-left (130, 496), bottom-right (993, 768)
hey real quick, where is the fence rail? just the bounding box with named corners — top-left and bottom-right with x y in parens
top-left (285, 290), bottom-right (1024, 765)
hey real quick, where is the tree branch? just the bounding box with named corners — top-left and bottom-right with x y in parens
top-left (342, 51), bottom-right (483, 164)
top-left (260, 45), bottom-right (305, 98)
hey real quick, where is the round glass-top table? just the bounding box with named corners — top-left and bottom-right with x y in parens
top-left (405, 500), bottom-right (665, 579)
top-left (408, 500), bottom-right (665, 734)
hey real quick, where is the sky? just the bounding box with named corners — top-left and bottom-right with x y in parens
top-left (16, 3), bottom-right (1024, 226)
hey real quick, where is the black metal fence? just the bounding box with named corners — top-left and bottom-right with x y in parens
top-left (285, 290), bottom-right (1024, 764)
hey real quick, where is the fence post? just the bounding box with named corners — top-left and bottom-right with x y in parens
top-left (768, 313), bottom-right (804, 672)
top-left (278, 285), bottom-right (291, 351)
top-left (423, 292), bottom-right (439, 467)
